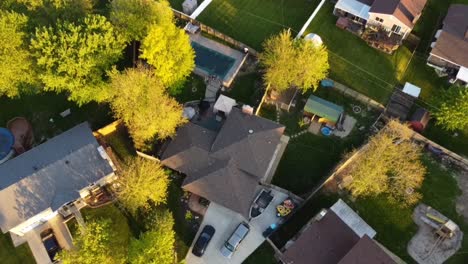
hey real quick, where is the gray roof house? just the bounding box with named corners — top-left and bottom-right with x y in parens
top-left (0, 122), bottom-right (116, 236)
top-left (278, 199), bottom-right (403, 264)
top-left (161, 107), bottom-right (285, 218)
top-left (427, 4), bottom-right (468, 84)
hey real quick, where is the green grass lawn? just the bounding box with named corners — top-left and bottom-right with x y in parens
top-left (173, 74), bottom-right (206, 104)
top-left (222, 72), bottom-right (263, 106)
top-left (348, 155), bottom-right (468, 263)
top-left (267, 88), bottom-right (378, 195)
top-left (0, 92), bottom-right (112, 142)
top-left (0, 233), bottom-right (35, 264)
top-left (305, 2), bottom-right (413, 103)
top-left (197, 0), bottom-right (321, 50)
top-left (243, 242), bottom-right (277, 264)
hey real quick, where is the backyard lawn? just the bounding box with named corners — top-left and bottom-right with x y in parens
top-left (0, 233), bottom-right (35, 264)
top-left (348, 155), bottom-right (468, 263)
top-left (197, 0), bottom-right (321, 50)
top-left (266, 88), bottom-right (378, 195)
top-left (0, 92), bottom-right (112, 142)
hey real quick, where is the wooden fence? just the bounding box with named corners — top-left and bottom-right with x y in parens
top-left (172, 9), bottom-right (259, 56)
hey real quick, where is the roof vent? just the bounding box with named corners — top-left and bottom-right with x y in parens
top-left (248, 129), bottom-right (254, 134)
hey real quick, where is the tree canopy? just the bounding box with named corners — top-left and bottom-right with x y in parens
top-left (0, 10), bottom-right (36, 97)
top-left (59, 219), bottom-right (127, 264)
top-left (110, 0), bottom-right (173, 42)
top-left (345, 120), bottom-right (426, 206)
top-left (117, 157), bottom-right (170, 214)
top-left (128, 209), bottom-right (176, 264)
top-left (140, 22), bottom-right (195, 94)
top-left (433, 85), bottom-right (468, 131)
top-left (109, 66), bottom-right (186, 148)
top-left (30, 14), bottom-right (125, 105)
top-left (260, 29), bottom-right (329, 93)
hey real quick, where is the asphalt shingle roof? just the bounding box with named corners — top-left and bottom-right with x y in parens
top-left (0, 123), bottom-right (114, 232)
top-left (161, 108), bottom-right (284, 218)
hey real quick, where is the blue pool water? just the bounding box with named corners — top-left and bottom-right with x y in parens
top-left (191, 42), bottom-right (236, 79)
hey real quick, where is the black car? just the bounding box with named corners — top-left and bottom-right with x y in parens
top-left (192, 225), bottom-right (215, 257)
top-left (41, 229), bottom-right (60, 262)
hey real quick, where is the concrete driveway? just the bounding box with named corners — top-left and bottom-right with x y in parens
top-left (186, 188), bottom-right (289, 264)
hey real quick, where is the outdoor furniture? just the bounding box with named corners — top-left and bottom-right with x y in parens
top-left (276, 198), bottom-right (295, 217)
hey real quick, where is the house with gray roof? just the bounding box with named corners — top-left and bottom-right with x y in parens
top-left (427, 4), bottom-right (468, 85)
top-left (0, 122), bottom-right (116, 237)
top-left (161, 106), bottom-right (286, 218)
top-left (278, 199), bottom-right (403, 264)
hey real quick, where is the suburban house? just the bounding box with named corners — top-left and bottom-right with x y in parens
top-left (427, 4), bottom-right (468, 85)
top-left (0, 122), bottom-right (117, 264)
top-left (161, 104), bottom-right (287, 219)
top-left (333, 0), bottom-right (427, 52)
top-left (278, 199), bottom-right (403, 264)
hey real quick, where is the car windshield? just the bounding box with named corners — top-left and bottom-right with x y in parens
top-left (224, 242), bottom-right (235, 251)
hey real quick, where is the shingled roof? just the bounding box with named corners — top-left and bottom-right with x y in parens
top-left (161, 107), bottom-right (285, 218)
top-left (370, 0), bottom-right (427, 28)
top-left (0, 123), bottom-right (114, 232)
top-left (430, 4), bottom-right (468, 68)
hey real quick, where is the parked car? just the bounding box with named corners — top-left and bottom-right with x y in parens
top-left (41, 229), bottom-right (60, 262)
top-left (192, 225), bottom-right (216, 257)
top-left (220, 222), bottom-right (250, 258)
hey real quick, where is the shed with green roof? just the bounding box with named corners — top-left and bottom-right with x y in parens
top-left (304, 95), bottom-right (344, 124)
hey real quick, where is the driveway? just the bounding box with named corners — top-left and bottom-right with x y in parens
top-left (185, 187), bottom-right (289, 264)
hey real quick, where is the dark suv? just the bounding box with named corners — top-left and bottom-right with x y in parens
top-left (41, 229), bottom-right (60, 262)
top-left (192, 225), bottom-right (215, 257)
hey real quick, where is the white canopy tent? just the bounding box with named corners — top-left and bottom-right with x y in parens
top-left (402, 82), bottom-right (422, 98)
top-left (214, 95), bottom-right (236, 115)
top-left (335, 0), bottom-right (371, 20)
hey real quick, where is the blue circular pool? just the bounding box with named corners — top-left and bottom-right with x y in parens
top-left (0, 127), bottom-right (14, 161)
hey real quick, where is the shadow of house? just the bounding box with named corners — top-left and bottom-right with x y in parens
top-left (0, 122), bottom-right (116, 262)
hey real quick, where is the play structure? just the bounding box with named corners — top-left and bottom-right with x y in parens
top-left (408, 204), bottom-right (463, 264)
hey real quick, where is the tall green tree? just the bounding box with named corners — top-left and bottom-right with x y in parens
top-left (59, 219), bottom-right (127, 264)
top-left (0, 10), bottom-right (36, 97)
top-left (30, 14), bottom-right (125, 105)
top-left (109, 66), bottom-right (186, 148)
top-left (140, 22), bottom-right (195, 94)
top-left (117, 157), bottom-right (170, 214)
top-left (433, 85), bottom-right (468, 131)
top-left (110, 0), bottom-right (173, 42)
top-left (128, 210), bottom-right (175, 264)
top-left (346, 120), bottom-right (426, 206)
top-left (260, 29), bottom-right (329, 93)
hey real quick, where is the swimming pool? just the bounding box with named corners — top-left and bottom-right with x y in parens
top-left (191, 42), bottom-right (236, 79)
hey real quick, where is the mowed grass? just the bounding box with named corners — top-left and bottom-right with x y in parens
top-left (349, 156), bottom-right (468, 263)
top-left (0, 233), bottom-right (35, 264)
top-left (305, 2), bottom-right (413, 103)
top-left (197, 0), bottom-right (321, 50)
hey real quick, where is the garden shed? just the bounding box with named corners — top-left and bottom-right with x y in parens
top-left (304, 95), bottom-right (344, 125)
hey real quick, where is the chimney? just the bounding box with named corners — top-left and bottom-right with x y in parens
top-left (242, 105), bottom-right (254, 115)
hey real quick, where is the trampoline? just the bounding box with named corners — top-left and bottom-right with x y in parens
top-left (0, 127), bottom-right (15, 164)
top-left (191, 42), bottom-right (236, 79)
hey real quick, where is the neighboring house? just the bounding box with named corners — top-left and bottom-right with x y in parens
top-left (333, 0), bottom-right (427, 51)
top-left (161, 106), bottom-right (286, 219)
top-left (0, 123), bottom-right (116, 263)
top-left (278, 199), bottom-right (403, 264)
top-left (427, 4), bottom-right (468, 85)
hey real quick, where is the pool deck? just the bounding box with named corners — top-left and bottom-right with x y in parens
top-left (190, 33), bottom-right (247, 87)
